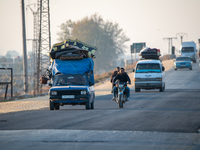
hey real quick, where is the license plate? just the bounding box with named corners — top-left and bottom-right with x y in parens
top-left (62, 95), bottom-right (75, 99)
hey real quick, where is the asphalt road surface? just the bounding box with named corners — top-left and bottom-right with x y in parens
top-left (0, 60), bottom-right (200, 150)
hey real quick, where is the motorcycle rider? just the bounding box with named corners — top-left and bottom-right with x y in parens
top-left (110, 67), bottom-right (120, 93)
top-left (112, 67), bottom-right (131, 101)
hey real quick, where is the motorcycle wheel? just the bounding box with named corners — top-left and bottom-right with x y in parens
top-left (118, 94), bottom-right (123, 108)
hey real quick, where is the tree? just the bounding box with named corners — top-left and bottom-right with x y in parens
top-left (57, 14), bottom-right (129, 73)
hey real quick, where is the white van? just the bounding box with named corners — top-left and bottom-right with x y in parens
top-left (133, 60), bottom-right (165, 92)
top-left (180, 41), bottom-right (197, 63)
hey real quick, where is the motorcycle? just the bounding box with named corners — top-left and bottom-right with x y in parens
top-left (114, 82), bottom-right (128, 108)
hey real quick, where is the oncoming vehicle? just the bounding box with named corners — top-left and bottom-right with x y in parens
top-left (49, 74), bottom-right (95, 110)
top-left (180, 41), bottom-right (197, 63)
top-left (42, 39), bottom-right (97, 110)
top-left (133, 60), bottom-right (165, 92)
top-left (174, 56), bottom-right (192, 70)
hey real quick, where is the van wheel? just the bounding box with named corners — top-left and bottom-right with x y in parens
top-left (159, 86), bottom-right (165, 92)
top-left (135, 88), bottom-right (140, 92)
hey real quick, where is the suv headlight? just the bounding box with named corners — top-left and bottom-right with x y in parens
top-left (81, 90), bottom-right (87, 95)
top-left (51, 91), bottom-right (57, 95)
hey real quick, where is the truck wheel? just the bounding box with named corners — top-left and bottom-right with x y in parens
top-left (91, 93), bottom-right (95, 109)
top-left (54, 104), bottom-right (60, 110)
top-left (91, 101), bottom-right (94, 109)
top-left (85, 100), bottom-right (91, 110)
top-left (49, 100), bottom-right (54, 110)
top-left (190, 67), bottom-right (192, 70)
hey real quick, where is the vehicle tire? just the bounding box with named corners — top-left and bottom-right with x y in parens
top-left (159, 86), bottom-right (164, 92)
top-left (91, 102), bottom-right (94, 109)
top-left (85, 100), bottom-right (91, 110)
top-left (91, 93), bottom-right (95, 109)
top-left (118, 94), bottom-right (123, 108)
top-left (49, 100), bottom-right (54, 110)
top-left (190, 67), bottom-right (192, 70)
top-left (54, 104), bottom-right (60, 110)
top-left (135, 88), bottom-right (140, 92)
top-left (174, 68), bottom-right (177, 71)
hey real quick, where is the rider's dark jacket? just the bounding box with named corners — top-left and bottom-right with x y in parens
top-left (113, 72), bottom-right (131, 83)
top-left (110, 70), bottom-right (118, 83)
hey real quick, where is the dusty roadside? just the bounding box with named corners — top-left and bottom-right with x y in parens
top-left (0, 59), bottom-right (174, 114)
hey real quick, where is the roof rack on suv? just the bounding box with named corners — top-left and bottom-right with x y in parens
top-left (139, 47), bottom-right (161, 60)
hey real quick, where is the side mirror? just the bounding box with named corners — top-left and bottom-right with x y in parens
top-left (133, 69), bottom-right (135, 72)
top-left (48, 83), bottom-right (52, 87)
top-left (162, 66), bottom-right (165, 71)
top-left (89, 82), bottom-right (94, 86)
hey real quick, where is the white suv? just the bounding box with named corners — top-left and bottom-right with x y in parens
top-left (133, 60), bottom-right (165, 92)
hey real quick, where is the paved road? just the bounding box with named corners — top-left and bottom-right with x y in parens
top-left (0, 60), bottom-right (200, 150)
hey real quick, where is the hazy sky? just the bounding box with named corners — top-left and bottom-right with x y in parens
top-left (0, 0), bottom-right (200, 57)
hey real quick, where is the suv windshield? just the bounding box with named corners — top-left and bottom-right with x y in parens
top-left (136, 63), bottom-right (161, 73)
top-left (182, 47), bottom-right (194, 52)
top-left (176, 57), bottom-right (191, 61)
top-left (53, 74), bottom-right (89, 86)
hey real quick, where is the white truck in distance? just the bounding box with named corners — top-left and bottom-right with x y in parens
top-left (180, 41), bottom-right (197, 63)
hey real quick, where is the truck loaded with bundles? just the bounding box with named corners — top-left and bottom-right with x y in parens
top-left (41, 39), bottom-right (97, 110)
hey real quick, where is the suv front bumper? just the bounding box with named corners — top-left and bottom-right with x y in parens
top-left (135, 82), bottom-right (163, 89)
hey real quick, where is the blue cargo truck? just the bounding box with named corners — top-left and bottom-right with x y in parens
top-left (42, 39), bottom-right (97, 110)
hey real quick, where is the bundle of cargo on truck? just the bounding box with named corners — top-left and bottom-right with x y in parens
top-left (139, 47), bottom-right (161, 60)
top-left (49, 39), bottom-right (97, 60)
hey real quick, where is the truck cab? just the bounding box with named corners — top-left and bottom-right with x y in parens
top-left (49, 74), bottom-right (95, 110)
top-left (180, 41), bottom-right (197, 63)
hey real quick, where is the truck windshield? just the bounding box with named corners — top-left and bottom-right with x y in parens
top-left (53, 74), bottom-right (89, 86)
top-left (136, 63), bottom-right (161, 73)
top-left (182, 47), bottom-right (194, 52)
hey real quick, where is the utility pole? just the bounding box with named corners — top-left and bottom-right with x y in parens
top-left (176, 32), bottom-right (187, 43)
top-left (26, 3), bottom-right (39, 96)
top-left (37, 0), bottom-right (51, 94)
top-left (163, 37), bottom-right (177, 55)
top-left (21, 0), bottom-right (28, 94)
